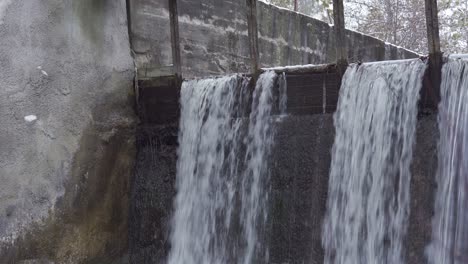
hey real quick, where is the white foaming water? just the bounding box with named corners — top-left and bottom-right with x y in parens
top-left (241, 71), bottom-right (277, 264)
top-left (168, 71), bottom-right (281, 264)
top-left (427, 59), bottom-right (468, 264)
top-left (278, 72), bottom-right (287, 115)
top-left (322, 59), bottom-right (426, 264)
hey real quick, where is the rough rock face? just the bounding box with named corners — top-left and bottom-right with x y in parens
top-left (0, 0), bottom-right (136, 262)
top-left (129, 0), bottom-right (419, 78)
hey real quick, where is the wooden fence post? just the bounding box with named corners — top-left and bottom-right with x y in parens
top-left (169, 0), bottom-right (182, 78)
top-left (425, 0), bottom-right (442, 106)
top-left (332, 0), bottom-right (348, 75)
top-left (246, 0), bottom-right (260, 75)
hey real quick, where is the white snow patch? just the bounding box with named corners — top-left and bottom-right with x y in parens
top-left (37, 66), bottom-right (48, 76)
top-left (263, 63), bottom-right (329, 71)
top-left (259, 0), bottom-right (304, 17)
top-left (147, 9), bottom-right (249, 37)
top-left (258, 34), bottom-right (326, 61)
top-left (24, 115), bottom-right (37, 122)
top-left (0, 0), bottom-right (12, 25)
top-left (448, 54), bottom-right (468, 60)
top-left (360, 58), bottom-right (421, 66)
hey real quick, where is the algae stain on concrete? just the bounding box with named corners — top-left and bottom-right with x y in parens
top-left (0, 123), bottom-right (136, 264)
top-left (73, 0), bottom-right (110, 46)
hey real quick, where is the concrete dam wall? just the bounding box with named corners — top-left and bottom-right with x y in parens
top-left (0, 0), bottom-right (456, 264)
top-left (131, 63), bottom-right (438, 264)
top-left (128, 0), bottom-right (418, 78)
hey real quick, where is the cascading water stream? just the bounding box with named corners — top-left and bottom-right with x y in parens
top-left (240, 72), bottom-right (277, 264)
top-left (427, 59), bottom-right (468, 264)
top-left (322, 59), bottom-right (426, 264)
top-left (168, 71), bottom-right (283, 264)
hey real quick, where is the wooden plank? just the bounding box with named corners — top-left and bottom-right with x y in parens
top-left (424, 0), bottom-right (442, 108)
top-left (332, 0), bottom-right (347, 64)
top-left (425, 0), bottom-right (441, 55)
top-left (246, 0), bottom-right (260, 74)
top-left (138, 76), bottom-right (180, 124)
top-left (286, 72), bottom-right (340, 115)
top-left (169, 0), bottom-right (182, 77)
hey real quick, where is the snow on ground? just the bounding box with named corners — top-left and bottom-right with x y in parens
top-left (263, 63), bottom-right (330, 71)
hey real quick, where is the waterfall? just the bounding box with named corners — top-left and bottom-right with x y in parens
top-left (322, 59), bottom-right (426, 264)
top-left (427, 59), bottom-right (468, 264)
top-left (168, 71), bottom-right (282, 264)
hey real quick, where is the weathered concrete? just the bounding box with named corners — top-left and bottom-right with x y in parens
top-left (129, 0), bottom-right (419, 78)
top-left (0, 0), bottom-right (136, 262)
top-left (1, 123), bottom-right (136, 264)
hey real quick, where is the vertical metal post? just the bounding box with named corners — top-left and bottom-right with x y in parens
top-left (425, 0), bottom-right (442, 106)
top-left (169, 0), bottom-right (182, 78)
top-left (246, 0), bottom-right (260, 74)
top-left (294, 0), bottom-right (298, 11)
top-left (333, 0), bottom-right (348, 75)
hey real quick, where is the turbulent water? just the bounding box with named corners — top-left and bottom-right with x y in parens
top-left (322, 59), bottom-right (426, 264)
top-left (168, 71), bottom-right (282, 264)
top-left (427, 59), bottom-right (468, 264)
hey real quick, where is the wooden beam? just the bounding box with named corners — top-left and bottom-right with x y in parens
top-left (169, 0), bottom-right (182, 78)
top-left (332, 0), bottom-right (348, 74)
top-left (425, 0), bottom-right (441, 55)
top-left (424, 0), bottom-right (442, 108)
top-left (246, 0), bottom-right (260, 74)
